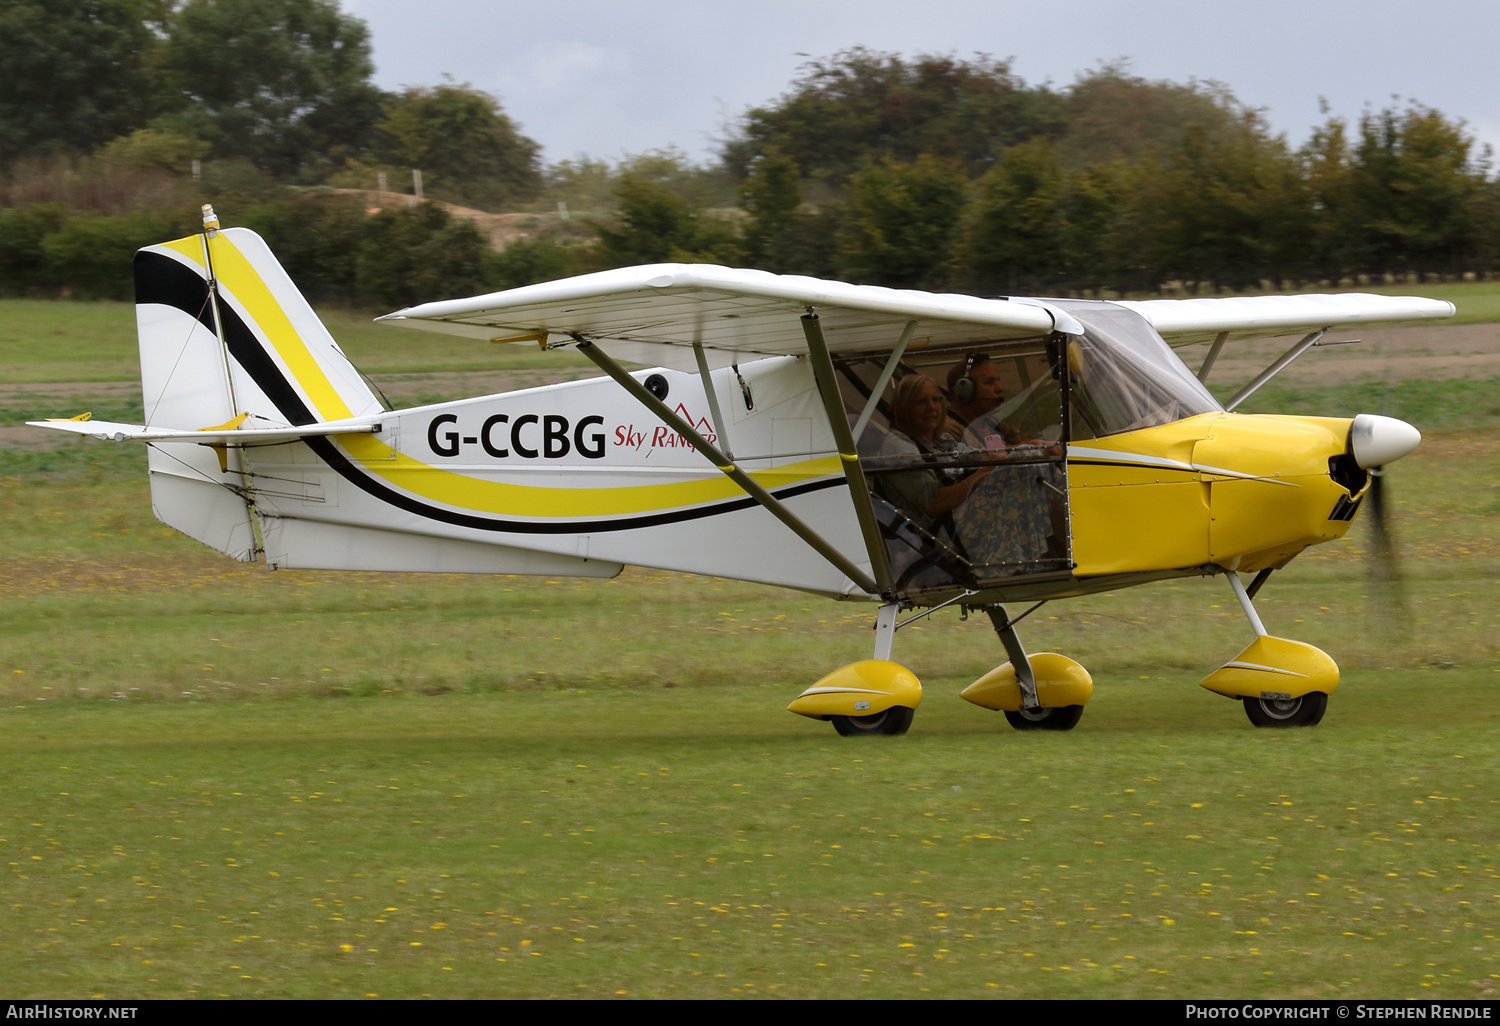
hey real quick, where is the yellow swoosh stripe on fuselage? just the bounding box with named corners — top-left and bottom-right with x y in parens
top-left (338, 433), bottom-right (844, 518)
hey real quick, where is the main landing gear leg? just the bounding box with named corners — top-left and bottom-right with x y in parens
top-left (873, 601), bottom-right (898, 661)
top-left (1200, 572), bottom-right (1334, 728)
top-left (982, 606), bottom-right (1085, 731)
top-left (986, 606), bottom-right (1038, 709)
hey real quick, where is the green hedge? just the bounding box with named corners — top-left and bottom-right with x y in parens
top-left (0, 197), bottom-right (515, 306)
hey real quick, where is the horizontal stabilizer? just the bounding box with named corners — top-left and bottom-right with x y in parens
top-left (27, 416), bottom-right (381, 445)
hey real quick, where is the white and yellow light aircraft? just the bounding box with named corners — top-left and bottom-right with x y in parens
top-left (31, 209), bottom-right (1452, 735)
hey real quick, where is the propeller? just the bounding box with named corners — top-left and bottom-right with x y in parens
top-left (1350, 414), bottom-right (1420, 631)
top-left (1365, 468), bottom-right (1406, 617)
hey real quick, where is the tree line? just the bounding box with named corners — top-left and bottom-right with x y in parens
top-left (625, 51), bottom-right (1500, 295)
top-left (3, 3), bottom-right (1497, 304)
top-left (0, 0), bottom-right (540, 207)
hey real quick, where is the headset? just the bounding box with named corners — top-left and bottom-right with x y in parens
top-left (951, 353), bottom-right (985, 403)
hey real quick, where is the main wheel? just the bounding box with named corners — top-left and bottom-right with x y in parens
top-left (1243, 691), bottom-right (1328, 728)
top-left (1003, 705), bottom-right (1084, 731)
top-left (831, 706), bottom-right (915, 736)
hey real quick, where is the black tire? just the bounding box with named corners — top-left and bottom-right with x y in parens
top-left (1003, 704), bottom-right (1084, 731)
top-left (831, 706), bottom-right (915, 736)
top-left (1243, 691), bottom-right (1328, 728)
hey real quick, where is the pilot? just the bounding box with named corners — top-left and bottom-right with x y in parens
top-left (944, 354), bottom-right (1010, 439)
top-left (874, 374), bottom-right (992, 530)
top-left (948, 353), bottom-right (1061, 458)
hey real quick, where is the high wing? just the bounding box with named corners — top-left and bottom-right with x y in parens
top-left (1116, 293), bottom-right (1456, 347)
top-left (378, 263), bottom-right (1457, 363)
top-left (376, 263), bottom-right (1058, 370)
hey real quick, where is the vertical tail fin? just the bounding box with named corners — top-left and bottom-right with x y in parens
top-left (136, 226), bottom-right (382, 429)
top-left (132, 225), bottom-right (383, 559)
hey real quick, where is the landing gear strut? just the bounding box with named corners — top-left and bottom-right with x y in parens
top-left (958, 604), bottom-right (1091, 730)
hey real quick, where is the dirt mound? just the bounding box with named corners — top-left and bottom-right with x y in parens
top-left (327, 189), bottom-right (564, 250)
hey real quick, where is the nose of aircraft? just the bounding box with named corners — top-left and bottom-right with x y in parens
top-left (1349, 414), bottom-right (1421, 468)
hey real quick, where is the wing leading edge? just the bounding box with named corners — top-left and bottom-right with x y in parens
top-left (1118, 293), bottom-right (1456, 346)
top-left (375, 263), bottom-right (1059, 371)
top-left (377, 264), bottom-right (1456, 366)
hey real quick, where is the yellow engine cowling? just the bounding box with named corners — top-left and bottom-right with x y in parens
top-left (788, 660), bottom-right (923, 720)
top-left (960, 653), bottom-right (1093, 712)
top-left (1195, 415), bottom-right (1363, 573)
top-left (1068, 412), bottom-right (1367, 577)
top-left (1198, 636), bottom-right (1339, 700)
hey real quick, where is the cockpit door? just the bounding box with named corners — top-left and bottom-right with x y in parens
top-left (838, 342), bottom-right (1072, 598)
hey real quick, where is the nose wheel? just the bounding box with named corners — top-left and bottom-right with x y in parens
top-left (1243, 692), bottom-right (1328, 728)
top-left (1204, 573), bottom-right (1338, 729)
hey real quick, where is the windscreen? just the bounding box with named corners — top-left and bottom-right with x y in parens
top-left (1048, 299), bottom-right (1221, 440)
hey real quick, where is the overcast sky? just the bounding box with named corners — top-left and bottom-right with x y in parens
top-left (343, 0), bottom-right (1500, 166)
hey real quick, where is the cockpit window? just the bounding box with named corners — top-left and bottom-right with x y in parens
top-left (1048, 299), bottom-right (1221, 440)
top-left (833, 342), bottom-right (1071, 594)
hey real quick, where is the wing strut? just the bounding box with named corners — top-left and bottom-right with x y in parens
top-left (1197, 331), bottom-right (1228, 383)
top-left (1224, 329), bottom-right (1325, 411)
top-left (800, 312), bottom-right (897, 599)
top-left (571, 335), bottom-right (880, 597)
top-left (851, 320), bottom-right (916, 443)
top-left (692, 342), bottom-right (734, 458)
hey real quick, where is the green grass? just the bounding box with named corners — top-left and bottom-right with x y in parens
top-left (1, 675), bottom-right (1497, 999)
top-left (0, 300), bottom-right (597, 384)
top-left (1, 418), bottom-right (1497, 999)
top-left (1221, 376), bottom-right (1500, 433)
top-left (0, 299), bottom-right (141, 383)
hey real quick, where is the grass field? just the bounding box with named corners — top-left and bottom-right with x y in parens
top-left (2, 676), bottom-right (1497, 1000)
top-left (1, 297), bottom-right (1497, 999)
top-left (0, 299), bottom-right (596, 384)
